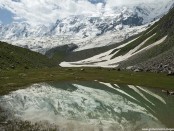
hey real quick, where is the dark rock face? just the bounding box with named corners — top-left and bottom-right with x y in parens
top-left (96, 23), bottom-right (110, 35)
top-left (95, 15), bottom-right (143, 36)
top-left (69, 24), bottom-right (86, 33)
top-left (122, 14), bottom-right (143, 26)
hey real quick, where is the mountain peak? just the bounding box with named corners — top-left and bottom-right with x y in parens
top-left (0, 0), bottom-right (174, 53)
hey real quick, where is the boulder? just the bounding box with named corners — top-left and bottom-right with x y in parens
top-left (126, 66), bottom-right (133, 70)
top-left (167, 70), bottom-right (174, 76)
top-left (81, 68), bottom-right (85, 71)
top-left (134, 68), bottom-right (143, 72)
top-left (10, 65), bottom-right (15, 69)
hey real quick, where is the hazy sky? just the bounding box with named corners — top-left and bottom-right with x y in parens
top-left (0, 0), bottom-right (171, 25)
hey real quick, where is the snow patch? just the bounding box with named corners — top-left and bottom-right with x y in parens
top-left (60, 35), bottom-right (167, 68)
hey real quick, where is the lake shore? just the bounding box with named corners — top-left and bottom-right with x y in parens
top-left (0, 67), bottom-right (174, 95)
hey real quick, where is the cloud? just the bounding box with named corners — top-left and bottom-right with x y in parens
top-left (0, 0), bottom-right (172, 26)
top-left (0, 0), bottom-right (103, 25)
top-left (106, 0), bottom-right (168, 7)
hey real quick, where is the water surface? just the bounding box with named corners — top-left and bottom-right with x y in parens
top-left (0, 81), bottom-right (174, 131)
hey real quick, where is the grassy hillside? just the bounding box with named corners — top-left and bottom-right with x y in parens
top-left (117, 7), bottom-right (174, 71)
top-left (0, 41), bottom-right (57, 70)
top-left (45, 44), bottom-right (78, 62)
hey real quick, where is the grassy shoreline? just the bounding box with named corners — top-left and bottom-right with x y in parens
top-left (0, 67), bottom-right (174, 95)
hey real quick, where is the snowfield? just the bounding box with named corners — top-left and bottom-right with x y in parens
top-left (60, 35), bottom-right (168, 67)
top-left (2, 24), bottom-right (147, 54)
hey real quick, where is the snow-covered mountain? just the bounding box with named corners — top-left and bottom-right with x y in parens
top-left (60, 6), bottom-right (174, 72)
top-left (0, 0), bottom-right (174, 53)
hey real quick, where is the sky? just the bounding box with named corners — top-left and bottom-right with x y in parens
top-left (0, 8), bottom-right (14, 24)
top-left (0, 0), bottom-right (171, 26)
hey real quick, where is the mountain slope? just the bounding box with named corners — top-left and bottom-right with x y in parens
top-left (45, 43), bottom-right (78, 62)
top-left (60, 7), bottom-right (174, 72)
top-left (0, 41), bottom-right (57, 70)
top-left (0, 1), bottom-right (173, 52)
top-left (118, 7), bottom-right (174, 71)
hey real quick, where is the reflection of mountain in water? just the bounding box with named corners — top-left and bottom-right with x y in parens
top-left (0, 82), bottom-right (173, 131)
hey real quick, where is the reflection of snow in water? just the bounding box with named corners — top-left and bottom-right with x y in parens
top-left (99, 82), bottom-right (138, 102)
top-left (128, 85), bottom-right (155, 106)
top-left (0, 83), bottom-right (165, 131)
top-left (136, 86), bottom-right (166, 104)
